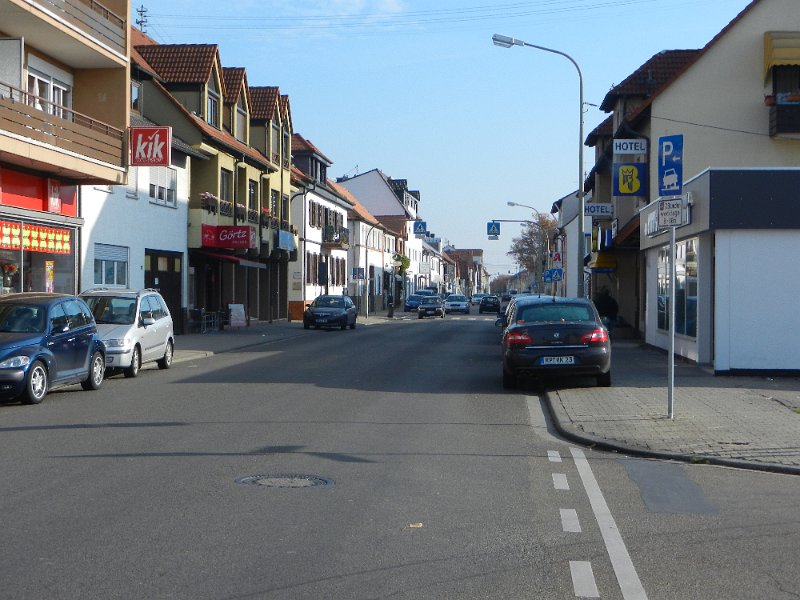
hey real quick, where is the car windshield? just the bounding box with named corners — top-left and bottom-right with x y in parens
top-left (420, 297), bottom-right (440, 305)
top-left (83, 296), bottom-right (137, 325)
top-left (517, 304), bottom-right (594, 323)
top-left (408, 295), bottom-right (423, 302)
top-left (448, 296), bottom-right (466, 302)
top-left (313, 297), bottom-right (345, 308)
top-left (0, 304), bottom-right (46, 333)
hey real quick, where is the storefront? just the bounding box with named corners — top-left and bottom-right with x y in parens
top-left (0, 166), bottom-right (80, 294)
top-left (641, 168), bottom-right (800, 371)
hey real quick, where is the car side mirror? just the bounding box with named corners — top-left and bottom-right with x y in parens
top-left (495, 318), bottom-right (505, 328)
top-left (142, 317), bottom-right (156, 327)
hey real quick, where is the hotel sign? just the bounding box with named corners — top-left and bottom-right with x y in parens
top-left (129, 126), bottom-right (172, 167)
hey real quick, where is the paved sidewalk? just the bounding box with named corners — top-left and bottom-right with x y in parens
top-left (543, 341), bottom-right (800, 474)
top-left (169, 312), bottom-right (800, 475)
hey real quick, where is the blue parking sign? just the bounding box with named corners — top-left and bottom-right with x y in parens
top-left (658, 135), bottom-right (683, 197)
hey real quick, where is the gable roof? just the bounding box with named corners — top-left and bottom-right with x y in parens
top-left (292, 133), bottom-right (333, 165)
top-left (249, 86), bottom-right (280, 120)
top-left (222, 67), bottom-right (248, 105)
top-left (327, 179), bottom-right (382, 227)
top-left (135, 43), bottom-right (221, 86)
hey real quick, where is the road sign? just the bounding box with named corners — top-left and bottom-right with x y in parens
top-left (487, 221), bottom-right (500, 236)
top-left (658, 134), bottom-right (683, 196)
top-left (657, 198), bottom-right (685, 228)
top-left (551, 268), bottom-right (563, 282)
top-left (413, 221), bottom-right (427, 235)
top-left (352, 267), bottom-right (365, 280)
top-left (543, 270), bottom-right (553, 283)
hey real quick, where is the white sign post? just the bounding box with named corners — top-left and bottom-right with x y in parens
top-left (658, 197), bottom-right (688, 419)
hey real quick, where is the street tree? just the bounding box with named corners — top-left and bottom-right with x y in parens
top-left (507, 213), bottom-right (559, 292)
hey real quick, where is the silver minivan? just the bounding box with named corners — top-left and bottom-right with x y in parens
top-left (80, 288), bottom-right (174, 377)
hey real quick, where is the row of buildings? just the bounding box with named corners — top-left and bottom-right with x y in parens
top-left (0, 0), bottom-right (489, 334)
top-left (552, 0), bottom-right (800, 371)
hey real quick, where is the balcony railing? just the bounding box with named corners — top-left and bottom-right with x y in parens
top-left (43, 0), bottom-right (127, 55)
top-left (769, 104), bottom-right (800, 136)
top-left (0, 80), bottom-right (124, 168)
top-left (322, 226), bottom-right (350, 249)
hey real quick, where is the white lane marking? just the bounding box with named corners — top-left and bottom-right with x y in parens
top-left (548, 450), bottom-right (562, 462)
top-left (570, 447), bottom-right (649, 600)
top-left (570, 561), bottom-right (600, 598)
top-left (553, 473), bottom-right (570, 490)
top-left (560, 508), bottom-right (581, 533)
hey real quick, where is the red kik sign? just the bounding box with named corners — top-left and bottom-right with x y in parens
top-left (129, 126), bottom-right (172, 167)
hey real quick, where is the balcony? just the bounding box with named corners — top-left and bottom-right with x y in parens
top-left (769, 104), bottom-right (800, 137)
top-left (322, 226), bottom-right (350, 250)
top-left (0, 81), bottom-right (125, 179)
top-left (0, 0), bottom-right (127, 65)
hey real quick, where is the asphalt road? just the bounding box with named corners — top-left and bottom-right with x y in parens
top-left (1, 315), bottom-right (798, 599)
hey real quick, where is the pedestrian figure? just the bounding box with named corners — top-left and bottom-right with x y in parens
top-left (594, 287), bottom-right (619, 333)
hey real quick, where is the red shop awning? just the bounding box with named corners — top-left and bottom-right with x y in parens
top-left (194, 249), bottom-right (266, 270)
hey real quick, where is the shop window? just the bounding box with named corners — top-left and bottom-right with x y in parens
top-left (148, 166), bottom-right (176, 207)
top-left (657, 238), bottom-right (698, 337)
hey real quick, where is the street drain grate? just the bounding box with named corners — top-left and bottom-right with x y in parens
top-left (236, 474), bottom-right (334, 488)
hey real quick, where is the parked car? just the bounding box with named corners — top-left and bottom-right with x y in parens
top-left (471, 293), bottom-right (487, 306)
top-left (443, 294), bottom-right (470, 314)
top-left (0, 293), bottom-right (106, 404)
top-left (499, 295), bottom-right (611, 389)
top-left (404, 294), bottom-right (424, 312)
top-left (303, 294), bottom-right (357, 330)
top-left (81, 288), bottom-right (175, 378)
top-left (417, 295), bottom-right (445, 319)
top-left (479, 295), bottom-right (501, 314)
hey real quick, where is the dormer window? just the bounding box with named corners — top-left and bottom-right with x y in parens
top-left (206, 77), bottom-right (219, 128)
top-left (235, 95), bottom-right (247, 141)
top-left (270, 122), bottom-right (280, 163)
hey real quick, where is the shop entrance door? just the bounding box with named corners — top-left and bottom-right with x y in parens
top-left (145, 250), bottom-right (183, 333)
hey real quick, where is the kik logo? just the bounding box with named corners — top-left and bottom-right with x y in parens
top-left (130, 127), bottom-right (171, 166)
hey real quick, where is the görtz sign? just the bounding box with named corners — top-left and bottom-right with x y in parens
top-left (201, 225), bottom-right (257, 249)
top-left (129, 126), bottom-right (172, 167)
top-left (613, 138), bottom-right (648, 155)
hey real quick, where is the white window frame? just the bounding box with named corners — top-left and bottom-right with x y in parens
top-left (148, 166), bottom-right (177, 207)
top-left (26, 56), bottom-right (73, 119)
top-left (94, 243), bottom-right (129, 287)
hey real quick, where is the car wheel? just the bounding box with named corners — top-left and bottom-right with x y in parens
top-left (597, 371), bottom-right (612, 387)
top-left (350, 318), bottom-right (356, 330)
top-left (340, 318), bottom-right (347, 330)
top-left (81, 352), bottom-right (105, 391)
top-left (123, 345), bottom-right (141, 378)
top-left (157, 340), bottom-right (173, 370)
top-left (21, 361), bottom-right (48, 404)
top-left (303, 322), bottom-right (310, 330)
top-left (418, 314), bottom-right (423, 319)
top-left (502, 369), bottom-right (516, 390)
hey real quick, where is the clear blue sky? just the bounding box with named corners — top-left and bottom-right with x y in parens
top-left (134, 0), bottom-right (750, 275)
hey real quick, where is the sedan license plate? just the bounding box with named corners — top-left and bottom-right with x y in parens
top-left (541, 356), bottom-right (575, 365)
top-left (317, 318), bottom-right (328, 323)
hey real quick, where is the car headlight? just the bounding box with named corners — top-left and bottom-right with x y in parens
top-left (104, 338), bottom-right (131, 350)
top-left (0, 355), bottom-right (31, 369)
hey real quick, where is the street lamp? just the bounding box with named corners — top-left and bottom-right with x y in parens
top-left (493, 34), bottom-right (585, 298)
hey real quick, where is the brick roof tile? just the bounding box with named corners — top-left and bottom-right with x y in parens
top-left (249, 86), bottom-right (280, 120)
top-left (135, 44), bottom-right (219, 85)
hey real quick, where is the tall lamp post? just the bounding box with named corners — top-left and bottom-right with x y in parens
top-left (493, 34), bottom-right (585, 298)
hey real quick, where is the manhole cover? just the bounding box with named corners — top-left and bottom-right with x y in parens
top-left (236, 474), bottom-right (334, 488)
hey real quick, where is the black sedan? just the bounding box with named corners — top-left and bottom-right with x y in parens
top-left (479, 295), bottom-right (501, 314)
top-left (303, 295), bottom-right (357, 330)
top-left (0, 293), bottom-right (106, 404)
top-left (417, 296), bottom-right (445, 319)
top-left (498, 295), bottom-right (611, 389)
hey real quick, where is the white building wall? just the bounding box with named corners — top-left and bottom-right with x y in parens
top-left (80, 162), bottom-right (189, 298)
top-left (714, 230), bottom-right (800, 371)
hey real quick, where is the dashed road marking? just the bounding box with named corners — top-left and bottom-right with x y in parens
top-left (560, 508), bottom-right (581, 533)
top-left (553, 473), bottom-right (569, 490)
top-left (570, 561), bottom-right (600, 598)
top-left (570, 447), bottom-right (649, 600)
top-left (548, 450), bottom-right (562, 462)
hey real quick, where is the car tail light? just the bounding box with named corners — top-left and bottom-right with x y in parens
top-left (504, 331), bottom-right (532, 347)
top-left (581, 328), bottom-right (609, 344)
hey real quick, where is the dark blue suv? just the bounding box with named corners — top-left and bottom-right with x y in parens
top-left (0, 293), bottom-right (106, 404)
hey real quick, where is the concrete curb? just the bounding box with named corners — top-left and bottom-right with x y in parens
top-left (542, 390), bottom-right (800, 476)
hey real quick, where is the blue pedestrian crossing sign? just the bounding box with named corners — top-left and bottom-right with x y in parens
top-left (487, 221), bottom-right (501, 236)
top-left (544, 268), bottom-right (563, 282)
top-left (413, 221), bottom-right (427, 235)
